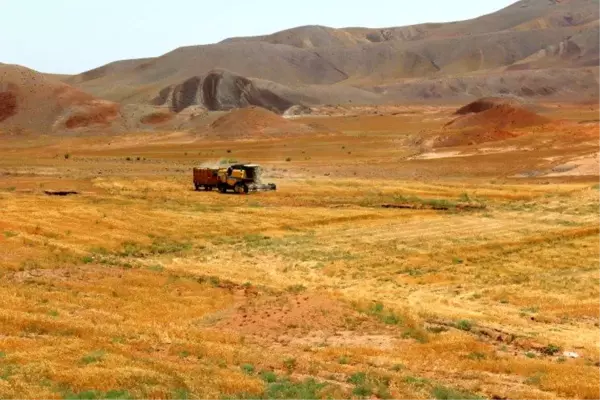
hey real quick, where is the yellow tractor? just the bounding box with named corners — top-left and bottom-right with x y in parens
top-left (193, 164), bottom-right (276, 194)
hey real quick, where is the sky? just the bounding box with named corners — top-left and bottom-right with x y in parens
top-left (1, 0), bottom-right (516, 74)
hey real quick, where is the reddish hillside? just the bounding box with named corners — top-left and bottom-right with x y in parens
top-left (0, 64), bottom-right (120, 132)
top-left (434, 97), bottom-right (552, 147)
top-left (209, 106), bottom-right (313, 138)
top-left (446, 103), bottom-right (550, 130)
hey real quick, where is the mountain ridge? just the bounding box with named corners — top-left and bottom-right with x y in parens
top-left (1, 0), bottom-right (598, 133)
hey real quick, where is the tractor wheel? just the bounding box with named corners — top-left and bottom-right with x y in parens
top-left (234, 183), bottom-right (246, 194)
top-left (243, 184), bottom-right (249, 194)
top-left (218, 185), bottom-right (227, 193)
top-left (194, 184), bottom-right (200, 191)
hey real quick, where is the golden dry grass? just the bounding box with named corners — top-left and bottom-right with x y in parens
top-left (0, 105), bottom-right (598, 399)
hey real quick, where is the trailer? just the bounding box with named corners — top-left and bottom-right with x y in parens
top-left (192, 167), bottom-right (219, 191)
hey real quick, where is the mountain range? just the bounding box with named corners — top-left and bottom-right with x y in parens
top-left (1, 0), bottom-right (598, 132)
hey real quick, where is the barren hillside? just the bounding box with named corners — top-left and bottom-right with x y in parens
top-left (0, 64), bottom-right (121, 133)
top-left (55, 0), bottom-right (599, 109)
top-left (2, 0), bottom-right (599, 134)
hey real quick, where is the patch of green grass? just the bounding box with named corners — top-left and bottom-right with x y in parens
top-left (390, 364), bottom-right (405, 372)
top-left (147, 264), bottom-right (164, 272)
top-left (260, 370), bottom-right (278, 383)
top-left (467, 352), bottom-right (486, 361)
top-left (525, 352), bottom-right (536, 359)
top-left (403, 376), bottom-right (430, 388)
top-left (80, 350), bottom-right (105, 365)
top-left (451, 257), bottom-right (464, 265)
top-left (524, 372), bottom-right (544, 386)
top-left (347, 372), bottom-right (367, 385)
top-left (431, 385), bottom-right (483, 400)
top-left (347, 372), bottom-right (391, 399)
top-left (241, 363), bottom-right (255, 375)
top-left (118, 241), bottom-right (144, 257)
top-left (401, 328), bottom-right (428, 343)
top-left (149, 237), bottom-right (192, 255)
top-left (3, 231), bottom-right (17, 238)
top-left (363, 302), bottom-right (405, 327)
top-left (283, 358), bottom-right (297, 374)
top-left (591, 183), bottom-right (599, 190)
top-left (285, 284), bottom-right (307, 294)
top-left (48, 310), bottom-right (59, 318)
top-left (172, 388), bottom-right (190, 400)
top-left (338, 356), bottom-right (349, 365)
top-left (352, 384), bottom-right (371, 398)
top-left (541, 344), bottom-right (561, 356)
top-left (0, 365), bottom-right (15, 380)
top-left (265, 378), bottom-right (327, 399)
top-left (117, 238), bottom-right (191, 258)
top-left (81, 256), bottom-right (93, 264)
top-left (178, 351), bottom-right (190, 359)
top-left (63, 390), bottom-right (133, 400)
top-left (455, 319), bottom-right (472, 331)
top-left (459, 193), bottom-right (471, 202)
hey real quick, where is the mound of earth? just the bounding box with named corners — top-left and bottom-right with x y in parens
top-left (140, 111), bottom-right (175, 125)
top-left (454, 97), bottom-right (525, 115)
top-left (208, 106), bottom-right (314, 138)
top-left (446, 102), bottom-right (550, 130)
top-left (0, 64), bottom-right (121, 132)
top-left (216, 293), bottom-right (382, 339)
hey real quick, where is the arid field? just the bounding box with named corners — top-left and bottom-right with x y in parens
top-left (0, 103), bottom-right (598, 400)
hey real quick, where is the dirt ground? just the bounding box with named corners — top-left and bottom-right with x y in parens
top-left (0, 102), bottom-right (598, 399)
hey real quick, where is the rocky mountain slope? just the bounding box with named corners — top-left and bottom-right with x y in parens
top-left (1, 0), bottom-right (598, 133)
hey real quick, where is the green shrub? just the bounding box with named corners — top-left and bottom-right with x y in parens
top-left (241, 363), bottom-right (255, 375)
top-left (431, 385), bottom-right (482, 399)
top-left (455, 319), bottom-right (472, 331)
top-left (260, 370), bottom-right (277, 383)
top-left (541, 344), bottom-right (561, 356)
top-left (63, 390), bottom-right (102, 400)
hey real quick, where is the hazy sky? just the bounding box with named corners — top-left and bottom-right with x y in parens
top-left (2, 0), bottom-right (516, 74)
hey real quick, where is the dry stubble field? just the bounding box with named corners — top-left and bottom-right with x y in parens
top-left (0, 104), bottom-right (598, 400)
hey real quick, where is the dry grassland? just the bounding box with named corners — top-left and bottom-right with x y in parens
top-left (0, 105), bottom-right (598, 399)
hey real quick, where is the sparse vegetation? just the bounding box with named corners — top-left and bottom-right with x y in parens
top-left (0, 106), bottom-right (598, 399)
top-left (241, 363), bottom-right (255, 375)
top-left (455, 319), bottom-right (472, 331)
top-left (63, 389), bottom-right (133, 400)
top-left (541, 344), bottom-right (561, 356)
top-left (283, 357), bottom-right (297, 374)
top-left (431, 385), bottom-right (483, 399)
top-left (80, 350), bottom-right (105, 365)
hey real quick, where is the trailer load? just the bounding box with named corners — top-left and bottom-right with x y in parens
top-left (193, 164), bottom-right (276, 194)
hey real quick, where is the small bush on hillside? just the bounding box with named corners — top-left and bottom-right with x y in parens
top-left (431, 385), bottom-right (483, 399)
top-left (455, 319), bottom-right (472, 331)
